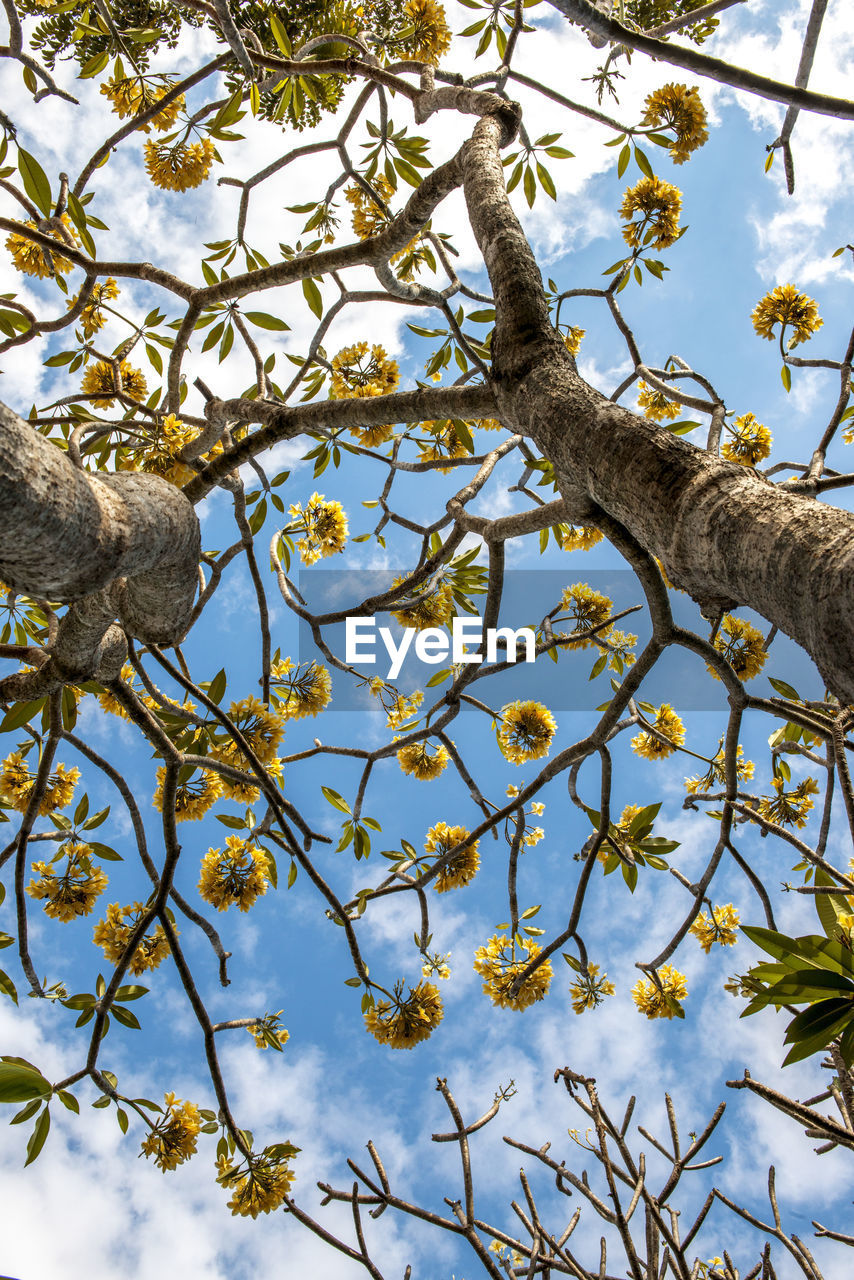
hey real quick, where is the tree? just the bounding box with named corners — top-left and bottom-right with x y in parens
top-left (0, 0), bottom-right (853, 1274)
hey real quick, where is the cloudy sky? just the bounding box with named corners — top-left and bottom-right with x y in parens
top-left (1, 1), bottom-right (854, 1277)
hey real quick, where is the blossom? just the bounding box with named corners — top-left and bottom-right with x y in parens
top-left (757, 776), bottom-right (819, 829)
top-left (397, 739), bottom-right (450, 780)
top-left (690, 903), bottom-right (740, 953)
top-left (330, 341), bottom-right (400, 399)
top-left (141, 1094), bottom-right (201, 1171)
top-left (117, 415), bottom-right (201, 486)
top-left (217, 1147), bottom-right (297, 1217)
top-left (619, 176), bottom-right (682, 249)
top-left (80, 359), bottom-right (148, 409)
top-left (561, 582), bottom-right (613, 648)
top-left (631, 965), bottom-right (688, 1019)
top-left (474, 934), bottom-right (552, 1010)
top-left (26, 844), bottom-right (108, 921)
top-left (93, 902), bottom-right (172, 974)
top-left (425, 822), bottom-right (480, 892)
top-left (198, 837), bottom-right (270, 912)
top-left (497, 701), bottom-right (556, 765)
top-left (364, 980), bottom-right (444, 1048)
top-left (416, 420), bottom-right (469, 473)
top-left (271, 659), bottom-right (332, 719)
top-left (249, 1013), bottom-right (289, 1050)
top-left (0, 752), bottom-right (80, 815)
top-left (153, 766), bottom-right (222, 822)
top-left (751, 284), bottom-right (823, 347)
top-left (385, 689), bottom-right (423, 729)
top-left (709, 614), bottom-right (767, 681)
top-left (390, 576), bottom-right (454, 630)
top-left (399, 0), bottom-right (452, 64)
top-left (562, 525), bottom-right (603, 552)
top-left (569, 963), bottom-right (616, 1014)
top-left (287, 493), bottom-right (348, 565)
top-left (211, 696), bottom-right (285, 768)
top-left (684, 742), bottom-right (754, 794)
top-left (631, 704), bottom-right (685, 760)
top-left (95, 663), bottom-right (136, 718)
top-left (67, 277), bottom-right (120, 338)
top-left (637, 379), bottom-right (681, 422)
top-left (351, 422), bottom-right (395, 448)
top-left (100, 75), bottom-right (185, 132)
top-left (345, 175), bottom-right (424, 274)
top-left (597, 628), bottom-right (637, 672)
top-left (721, 413), bottom-right (772, 466)
top-left (144, 137), bottom-right (216, 191)
top-left (562, 325), bottom-right (585, 356)
top-left (524, 826), bottom-right (545, 846)
top-left (5, 214), bottom-right (79, 277)
top-left (641, 84), bottom-right (708, 164)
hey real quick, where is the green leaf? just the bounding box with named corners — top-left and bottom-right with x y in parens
top-left (17, 149), bottom-right (52, 218)
top-left (270, 12), bottom-right (292, 55)
top-left (0, 1062), bottom-right (51, 1104)
top-left (24, 1106), bottom-right (50, 1167)
top-left (617, 144), bottom-right (631, 179)
top-left (321, 786), bottom-right (351, 815)
top-left (768, 677), bottom-right (800, 700)
top-left (56, 1089), bottom-right (79, 1114)
top-left (633, 146), bottom-right (654, 179)
top-left (302, 277), bottom-right (323, 318)
top-left (208, 668), bottom-right (227, 705)
top-left (244, 312), bottom-right (290, 331)
top-left (781, 363), bottom-right (792, 392)
top-left (0, 969), bottom-right (18, 1005)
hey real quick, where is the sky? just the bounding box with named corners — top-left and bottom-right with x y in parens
top-left (1, 1), bottom-right (854, 1277)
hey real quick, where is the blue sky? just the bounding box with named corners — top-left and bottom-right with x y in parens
top-left (1, 1), bottom-right (854, 1276)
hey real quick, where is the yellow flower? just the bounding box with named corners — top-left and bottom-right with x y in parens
top-left (416, 420), bottom-right (469, 473)
top-left (198, 836), bottom-right (270, 912)
top-left (721, 412), bottom-right (772, 466)
top-left (330, 341), bottom-right (400, 399)
top-left (619, 176), bottom-right (682, 250)
top-left (684, 742), bottom-right (754, 794)
top-left (345, 176), bottom-right (424, 274)
top-left (364, 980), bottom-right (444, 1048)
top-left (506, 783), bottom-right (520, 798)
top-left (117, 415), bottom-right (201, 487)
top-left (757, 776), bottom-right (819, 829)
top-left (637, 379), bottom-right (681, 423)
top-left (217, 1147), bottom-right (297, 1217)
top-left (524, 826), bottom-right (545, 846)
top-left (631, 704), bottom-right (685, 760)
top-left (473, 934), bottom-right (552, 1010)
top-left (93, 902), bottom-right (172, 974)
top-left (390, 576), bottom-right (454, 630)
top-left (385, 689), bottom-right (423, 729)
top-left (67, 277), bottom-right (120, 338)
top-left (631, 965), bottom-right (687, 1019)
top-left (153, 766), bottom-right (222, 822)
top-left (424, 822), bottom-right (480, 892)
top-left (399, 0), bottom-right (452, 64)
top-left (709, 614), bottom-right (767, 681)
top-left (271, 659), bottom-right (332, 719)
top-left (751, 284), bottom-right (823, 347)
top-left (100, 76), bottom-right (185, 132)
top-left (641, 84), bottom-right (708, 164)
top-left (80, 359), bottom-right (148, 409)
top-left (210, 696), bottom-right (285, 768)
top-left (477, 418), bottom-right (504, 431)
top-left (396, 739), bottom-right (450, 780)
top-left (569, 962), bottom-right (616, 1013)
top-left (690, 903), bottom-right (740, 953)
top-left (497, 700), bottom-right (557, 765)
top-left (95, 662), bottom-right (136, 718)
top-left (561, 582), bottom-right (613, 648)
top-left (287, 493), bottom-right (348, 565)
top-left (0, 752), bottom-right (80, 815)
top-left (144, 137), bottom-right (216, 191)
top-left (249, 1013), bottom-right (289, 1050)
top-left (561, 325), bottom-right (585, 357)
top-left (561, 525), bottom-right (603, 552)
top-left (141, 1094), bottom-right (201, 1171)
top-left (26, 844), bottom-right (108, 921)
top-left (5, 214), bottom-right (79, 278)
top-left (350, 422), bottom-right (395, 447)
top-left (530, 801), bottom-right (545, 815)
top-left (597, 628), bottom-right (637, 672)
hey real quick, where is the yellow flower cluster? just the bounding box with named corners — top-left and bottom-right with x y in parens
top-left (562, 325), bottom-right (585, 357)
top-left (364, 980), bottom-right (444, 1048)
top-left (5, 214), bottom-right (79, 278)
top-left (0, 752), bottom-right (80, 815)
top-left (80, 359), bottom-right (148, 409)
top-left (684, 742), bottom-right (754, 795)
top-left (385, 688), bottom-right (423, 729)
top-left (721, 412), bottom-right (772, 466)
top-left (561, 582), bottom-right (613, 648)
top-left (390, 576), bottom-right (454, 630)
top-left (153, 766), bottom-right (222, 822)
top-left (92, 902), bottom-right (172, 974)
top-left (562, 525), bottom-right (603, 552)
top-left (757, 776), bottom-right (819, 829)
top-left (399, 0), bottom-right (452, 64)
top-left (425, 822), bottom-right (480, 892)
top-left (330, 341), bottom-right (400, 399)
top-left (641, 84), bottom-right (708, 164)
top-left (287, 493), bottom-right (349, 566)
top-left (397, 739), bottom-right (450, 780)
top-left (631, 704), bottom-right (685, 760)
top-left (94, 662), bottom-right (136, 719)
top-left (140, 1094), bottom-right (201, 1171)
top-left (709, 614), bottom-right (767, 681)
top-left (345, 175), bottom-right (424, 276)
top-left (474, 934), bottom-right (553, 1010)
top-left (417, 420), bottom-right (469, 473)
top-left (497, 701), bottom-right (556, 765)
top-left (217, 1148), bottom-right (297, 1217)
top-left (198, 837), bottom-right (270, 912)
top-left (100, 76), bottom-right (185, 132)
top-left (569, 962), bottom-right (616, 1014)
top-left (144, 138), bottom-right (216, 191)
top-left (249, 1013), bottom-right (289, 1050)
top-left (118, 415), bottom-right (201, 487)
top-left (690, 903), bottom-right (740, 953)
top-left (751, 284), bottom-right (823, 347)
top-left (26, 844), bottom-right (108, 921)
top-left (271, 658), bottom-right (332, 719)
top-left (211, 696), bottom-right (286, 771)
top-left (631, 965), bottom-right (688, 1019)
top-left (637, 379), bottom-right (681, 423)
top-left (67, 278), bottom-right (120, 338)
top-left (352, 421), bottom-right (396, 447)
top-left (619, 177), bottom-right (682, 250)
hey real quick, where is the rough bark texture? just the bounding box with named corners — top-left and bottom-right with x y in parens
top-left (463, 116), bottom-right (854, 703)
